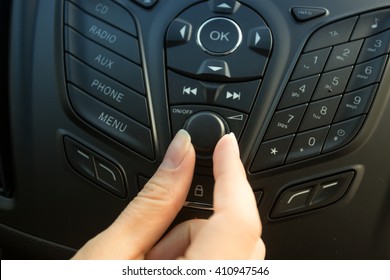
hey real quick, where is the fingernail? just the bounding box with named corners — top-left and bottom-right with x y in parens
top-left (161, 130), bottom-right (192, 169)
top-left (229, 132), bottom-right (240, 157)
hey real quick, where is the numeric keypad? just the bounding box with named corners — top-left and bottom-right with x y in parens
top-left (251, 8), bottom-right (390, 172)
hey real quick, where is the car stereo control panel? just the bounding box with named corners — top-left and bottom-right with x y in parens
top-left (3, 0), bottom-right (390, 259)
top-left (64, 0), bottom-right (389, 208)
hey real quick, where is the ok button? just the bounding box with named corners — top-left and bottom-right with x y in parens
top-left (197, 17), bottom-right (242, 55)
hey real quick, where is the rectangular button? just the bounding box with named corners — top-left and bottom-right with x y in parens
top-left (250, 135), bottom-right (294, 172)
top-left (66, 55), bottom-right (150, 126)
top-left (324, 40), bottom-right (363, 72)
top-left (291, 48), bottom-right (331, 80)
top-left (312, 66), bottom-right (353, 101)
top-left (94, 156), bottom-right (126, 197)
top-left (346, 55), bottom-right (388, 92)
top-left (334, 84), bottom-right (377, 122)
top-left (304, 17), bottom-right (358, 52)
top-left (64, 137), bottom-right (127, 198)
top-left (271, 187), bottom-right (313, 218)
top-left (65, 27), bottom-right (145, 94)
top-left (214, 80), bottom-right (260, 113)
top-left (65, 2), bottom-right (140, 64)
top-left (323, 116), bottom-right (365, 153)
top-left (351, 9), bottom-right (390, 40)
top-left (64, 137), bottom-right (95, 180)
top-left (68, 0), bottom-right (138, 36)
top-left (68, 85), bottom-right (154, 159)
top-left (299, 95), bottom-right (342, 132)
top-left (264, 104), bottom-right (307, 140)
top-left (279, 75), bottom-right (320, 109)
top-left (185, 176), bottom-right (214, 209)
top-left (286, 126), bottom-right (329, 163)
top-left (167, 71), bottom-right (208, 105)
top-left (357, 30), bottom-right (390, 63)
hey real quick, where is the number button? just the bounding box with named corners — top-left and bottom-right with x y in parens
top-left (286, 126), bottom-right (329, 163)
top-left (324, 40), bottom-right (363, 71)
top-left (334, 84), bottom-right (377, 122)
top-left (357, 30), bottom-right (390, 63)
top-left (346, 55), bottom-right (388, 92)
top-left (278, 75), bottom-right (320, 109)
top-left (291, 48), bottom-right (331, 80)
top-left (299, 95), bottom-right (342, 131)
top-left (264, 104), bottom-right (307, 140)
top-left (312, 66), bottom-right (353, 100)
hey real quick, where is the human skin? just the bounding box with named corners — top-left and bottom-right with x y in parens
top-left (72, 130), bottom-right (265, 260)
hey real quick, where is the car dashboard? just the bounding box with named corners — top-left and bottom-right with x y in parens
top-left (1, 0), bottom-right (390, 259)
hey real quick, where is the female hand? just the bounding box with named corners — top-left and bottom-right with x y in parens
top-left (72, 130), bottom-right (265, 260)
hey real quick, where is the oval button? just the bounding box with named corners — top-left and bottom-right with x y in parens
top-left (197, 17), bottom-right (242, 55)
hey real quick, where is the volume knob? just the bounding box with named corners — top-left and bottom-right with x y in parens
top-left (183, 111), bottom-right (229, 159)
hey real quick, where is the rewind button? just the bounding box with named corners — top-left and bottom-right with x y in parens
top-left (167, 71), bottom-right (207, 104)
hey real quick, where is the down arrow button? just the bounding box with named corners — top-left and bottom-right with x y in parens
top-left (197, 59), bottom-right (231, 81)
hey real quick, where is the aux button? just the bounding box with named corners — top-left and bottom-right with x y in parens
top-left (197, 17), bottom-right (242, 55)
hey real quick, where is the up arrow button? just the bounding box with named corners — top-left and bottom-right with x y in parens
top-left (211, 0), bottom-right (240, 14)
top-left (218, 3), bottom-right (232, 9)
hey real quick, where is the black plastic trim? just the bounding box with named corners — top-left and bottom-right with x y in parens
top-left (0, 0), bottom-right (12, 197)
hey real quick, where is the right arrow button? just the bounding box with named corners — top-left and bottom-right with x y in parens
top-left (248, 26), bottom-right (272, 56)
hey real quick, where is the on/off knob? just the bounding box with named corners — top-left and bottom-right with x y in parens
top-left (183, 111), bottom-right (230, 158)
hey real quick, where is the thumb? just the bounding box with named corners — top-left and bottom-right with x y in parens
top-left (72, 130), bottom-right (196, 259)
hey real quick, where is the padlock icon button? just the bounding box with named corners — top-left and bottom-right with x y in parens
top-left (194, 185), bottom-right (204, 197)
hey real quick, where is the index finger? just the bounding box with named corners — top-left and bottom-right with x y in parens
top-left (183, 133), bottom-right (264, 259)
top-left (213, 133), bottom-right (260, 223)
top-left (212, 133), bottom-right (262, 245)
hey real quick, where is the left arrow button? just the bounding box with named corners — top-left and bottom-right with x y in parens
top-left (166, 19), bottom-right (192, 47)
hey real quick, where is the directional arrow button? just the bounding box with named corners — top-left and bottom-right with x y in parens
top-left (166, 19), bottom-right (192, 47)
top-left (208, 66), bottom-right (224, 72)
top-left (248, 26), bottom-right (272, 56)
top-left (255, 32), bottom-right (261, 45)
top-left (212, 0), bottom-right (240, 14)
top-left (179, 26), bottom-right (187, 39)
top-left (218, 3), bottom-right (232, 9)
top-left (197, 59), bottom-right (231, 80)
